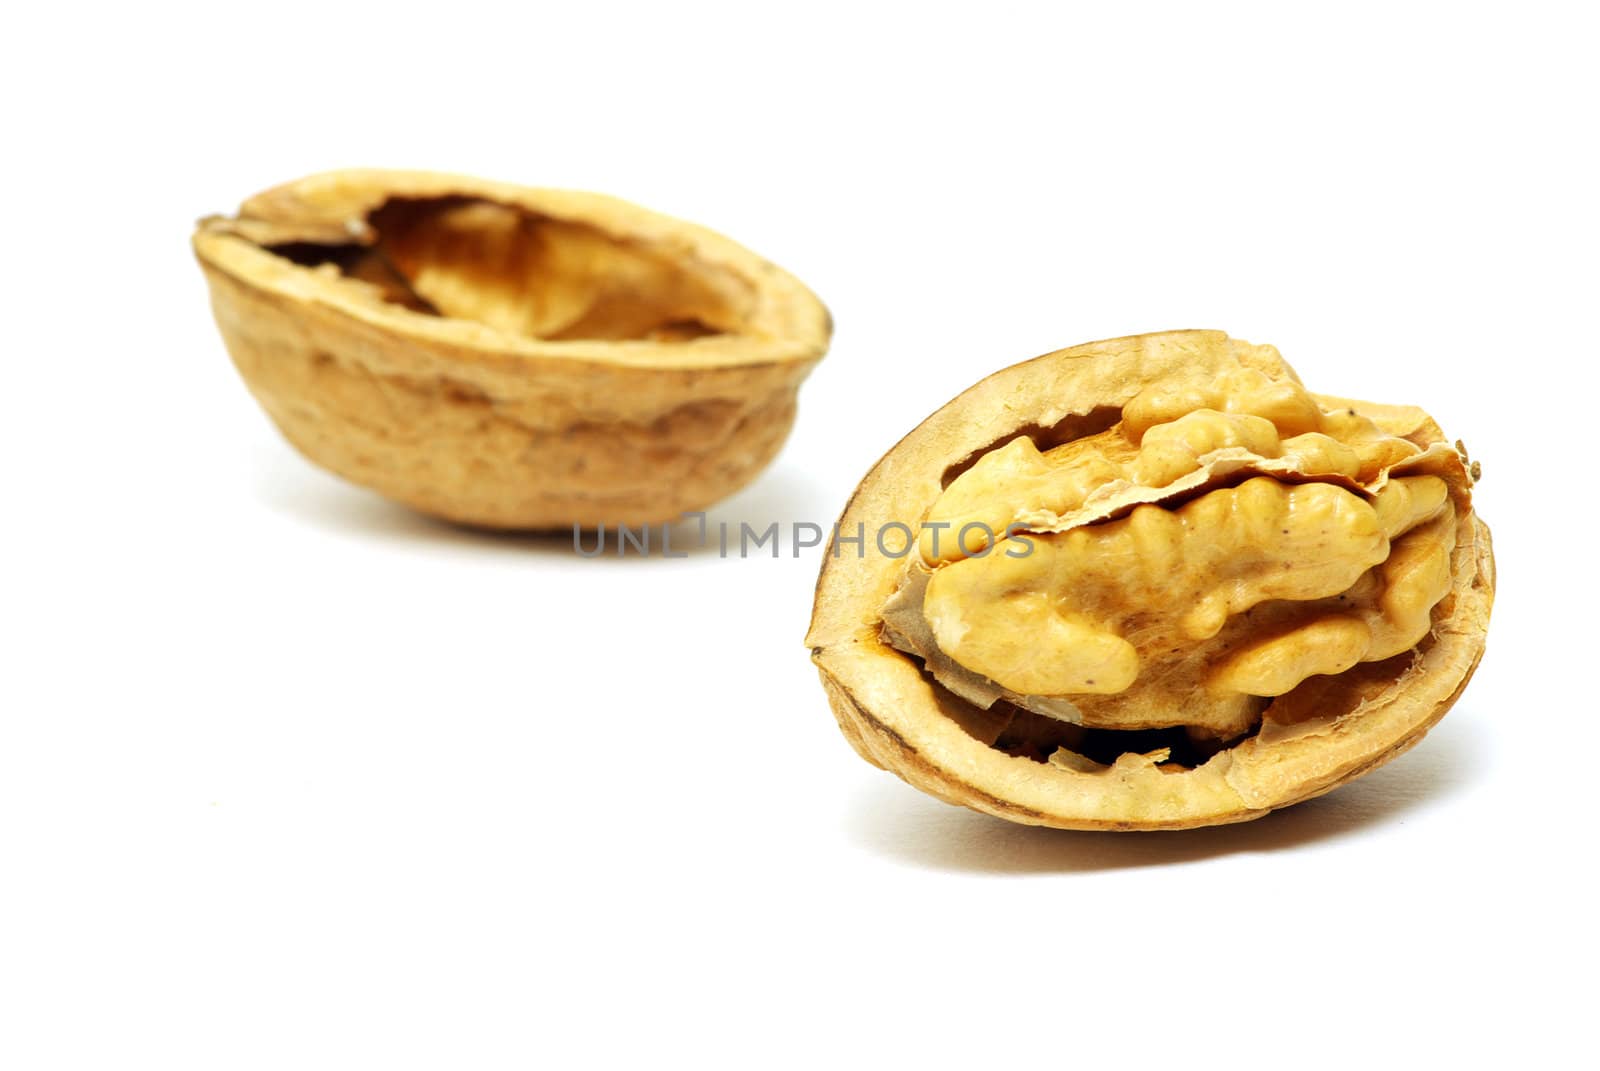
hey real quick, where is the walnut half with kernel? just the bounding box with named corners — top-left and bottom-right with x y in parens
top-left (194, 170), bottom-right (831, 529)
top-left (807, 330), bottom-right (1494, 831)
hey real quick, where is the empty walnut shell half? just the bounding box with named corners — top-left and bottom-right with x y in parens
top-left (194, 169), bottom-right (831, 528)
top-left (807, 330), bottom-right (1494, 830)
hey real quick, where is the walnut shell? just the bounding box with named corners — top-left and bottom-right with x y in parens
top-left (193, 170), bottom-right (831, 528)
top-left (806, 330), bottom-right (1494, 831)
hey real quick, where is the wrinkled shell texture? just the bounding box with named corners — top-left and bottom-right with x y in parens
top-left (194, 170), bottom-right (831, 528)
top-left (807, 331), bottom-right (1494, 831)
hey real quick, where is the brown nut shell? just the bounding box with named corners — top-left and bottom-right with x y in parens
top-left (806, 330), bottom-right (1494, 831)
top-left (194, 169), bottom-right (831, 528)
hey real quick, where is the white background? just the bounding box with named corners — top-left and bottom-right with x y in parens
top-left (4, 3), bottom-right (1595, 1067)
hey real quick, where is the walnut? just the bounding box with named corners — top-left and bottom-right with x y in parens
top-left (193, 170), bottom-right (831, 528)
top-left (807, 331), bottom-right (1493, 830)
